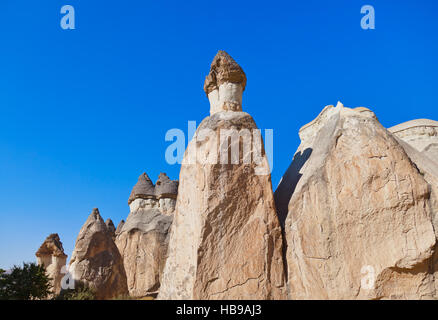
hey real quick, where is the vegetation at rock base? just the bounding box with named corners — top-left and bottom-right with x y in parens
top-left (54, 283), bottom-right (96, 300)
top-left (0, 262), bottom-right (52, 300)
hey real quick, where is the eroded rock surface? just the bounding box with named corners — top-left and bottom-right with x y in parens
top-left (115, 172), bottom-right (176, 298)
top-left (69, 208), bottom-right (128, 299)
top-left (275, 103), bottom-right (437, 299)
top-left (158, 51), bottom-right (286, 300)
top-left (36, 233), bottom-right (67, 295)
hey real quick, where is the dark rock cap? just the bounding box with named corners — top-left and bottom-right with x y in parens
top-left (155, 173), bottom-right (178, 198)
top-left (36, 233), bottom-right (67, 258)
top-left (204, 50), bottom-right (247, 95)
top-left (128, 172), bottom-right (156, 204)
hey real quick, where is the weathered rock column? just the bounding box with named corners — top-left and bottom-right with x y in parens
top-left (158, 51), bottom-right (286, 300)
top-left (115, 172), bottom-right (176, 298)
top-left (35, 233), bottom-right (67, 296)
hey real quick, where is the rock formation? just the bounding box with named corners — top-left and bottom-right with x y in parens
top-left (275, 102), bottom-right (437, 299)
top-left (389, 119), bottom-right (438, 162)
top-left (158, 51), bottom-right (286, 300)
top-left (204, 50), bottom-right (247, 115)
top-left (115, 172), bottom-right (177, 298)
top-left (388, 119), bottom-right (438, 297)
top-left (69, 208), bottom-right (128, 300)
top-left (35, 233), bottom-right (67, 295)
top-left (105, 219), bottom-right (116, 239)
top-left (115, 220), bottom-right (125, 236)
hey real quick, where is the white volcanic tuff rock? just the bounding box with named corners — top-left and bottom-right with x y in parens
top-left (389, 119), bottom-right (438, 162)
top-left (115, 172), bottom-right (177, 298)
top-left (35, 234), bottom-right (67, 295)
top-left (158, 51), bottom-right (286, 300)
top-left (69, 208), bottom-right (128, 300)
top-left (275, 103), bottom-right (437, 299)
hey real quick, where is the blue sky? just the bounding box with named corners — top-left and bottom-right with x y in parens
top-left (0, 0), bottom-right (437, 268)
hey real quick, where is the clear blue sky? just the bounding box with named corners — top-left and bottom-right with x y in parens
top-left (0, 0), bottom-right (437, 269)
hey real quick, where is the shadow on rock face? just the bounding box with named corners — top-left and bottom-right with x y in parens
top-left (274, 148), bottom-right (313, 228)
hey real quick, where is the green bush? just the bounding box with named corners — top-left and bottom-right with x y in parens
top-left (0, 262), bottom-right (52, 300)
top-left (54, 283), bottom-right (96, 300)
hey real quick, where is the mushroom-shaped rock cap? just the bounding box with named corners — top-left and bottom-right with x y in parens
top-left (204, 50), bottom-right (247, 95)
top-left (36, 233), bottom-right (67, 258)
top-left (155, 173), bottom-right (178, 198)
top-left (128, 172), bottom-right (156, 204)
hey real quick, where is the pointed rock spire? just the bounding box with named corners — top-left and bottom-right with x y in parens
top-left (115, 220), bottom-right (125, 235)
top-left (128, 172), bottom-right (155, 204)
top-left (105, 218), bottom-right (116, 239)
top-left (69, 208), bottom-right (128, 299)
top-left (35, 233), bottom-right (67, 295)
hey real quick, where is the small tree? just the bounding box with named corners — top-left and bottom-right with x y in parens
top-left (0, 262), bottom-right (52, 300)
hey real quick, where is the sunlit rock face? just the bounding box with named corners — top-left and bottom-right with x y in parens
top-left (115, 172), bottom-right (177, 298)
top-left (158, 51), bottom-right (286, 300)
top-left (36, 233), bottom-right (68, 296)
top-left (69, 208), bottom-right (128, 300)
top-left (275, 103), bottom-right (438, 300)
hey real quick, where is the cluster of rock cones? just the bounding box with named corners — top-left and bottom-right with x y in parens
top-left (36, 51), bottom-right (438, 300)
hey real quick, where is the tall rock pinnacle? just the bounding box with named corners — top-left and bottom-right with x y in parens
top-left (69, 208), bottom-right (128, 299)
top-left (159, 52), bottom-right (286, 300)
top-left (204, 50), bottom-right (247, 115)
top-left (35, 233), bottom-right (67, 296)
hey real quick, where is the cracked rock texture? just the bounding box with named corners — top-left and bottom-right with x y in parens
top-left (115, 172), bottom-right (176, 298)
top-left (275, 103), bottom-right (437, 299)
top-left (36, 233), bottom-right (67, 295)
top-left (69, 208), bottom-right (128, 300)
top-left (158, 51), bottom-right (286, 300)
